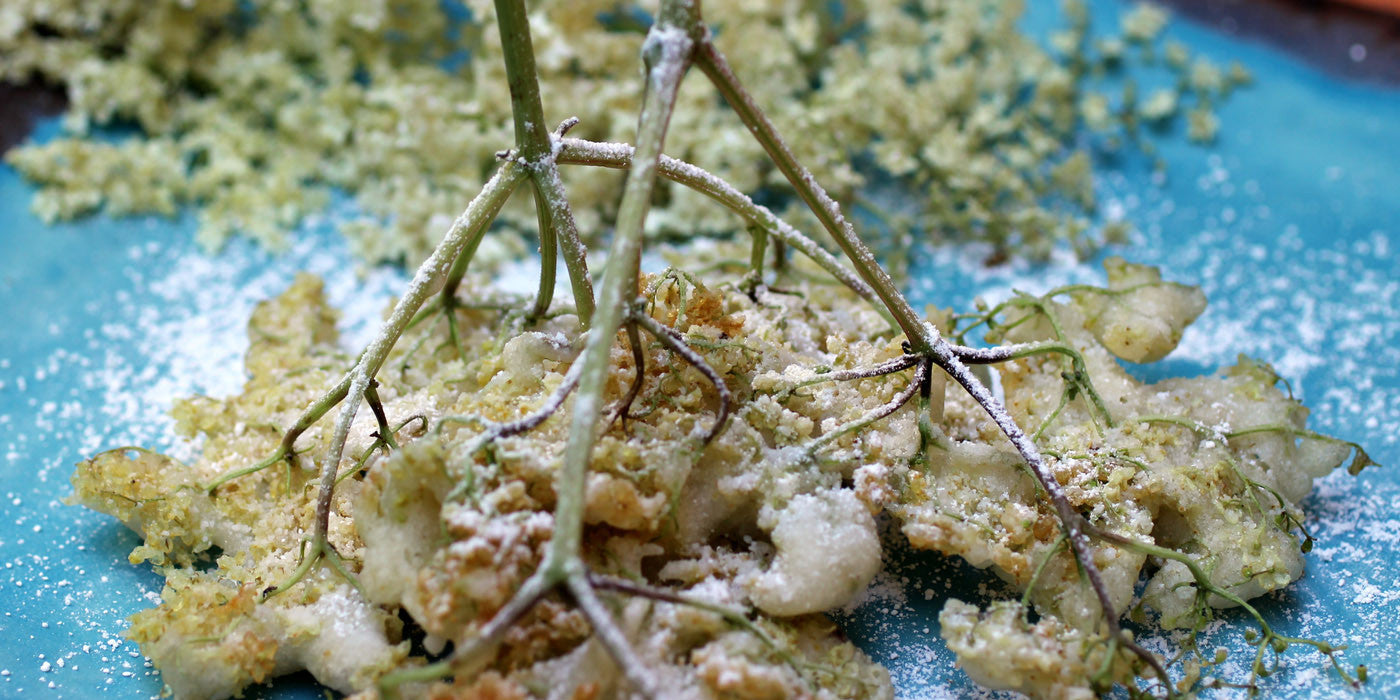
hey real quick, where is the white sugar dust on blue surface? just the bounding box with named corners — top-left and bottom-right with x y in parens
top-left (0, 162), bottom-right (404, 696)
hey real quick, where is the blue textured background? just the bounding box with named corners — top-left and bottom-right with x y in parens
top-left (1, 1), bottom-right (1397, 697)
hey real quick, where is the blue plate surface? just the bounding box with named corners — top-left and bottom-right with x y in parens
top-left (2, 1), bottom-right (1398, 697)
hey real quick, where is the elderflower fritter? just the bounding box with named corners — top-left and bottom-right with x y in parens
top-left (72, 257), bottom-right (914, 698)
top-left (939, 599), bottom-right (1136, 700)
top-left (68, 244), bottom-right (1371, 698)
top-left (889, 258), bottom-right (1366, 693)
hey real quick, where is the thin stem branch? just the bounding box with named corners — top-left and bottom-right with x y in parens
top-left (607, 321), bottom-right (648, 430)
top-left (930, 341), bottom-right (1137, 669)
top-left (587, 574), bottom-right (808, 679)
top-left (555, 138), bottom-right (881, 311)
top-left (453, 571), bottom-right (554, 671)
top-left (549, 13), bottom-right (695, 569)
top-left (496, 0), bottom-right (594, 324)
top-left (1021, 534), bottom-right (1069, 609)
top-left (529, 180), bottom-right (558, 321)
top-left (438, 351), bottom-right (585, 456)
top-left (204, 372), bottom-right (352, 493)
top-left (692, 40), bottom-right (932, 351)
top-left (533, 120), bottom-right (596, 326)
top-left (378, 571), bottom-right (554, 699)
top-left (782, 354), bottom-right (921, 393)
top-left (260, 536), bottom-right (363, 601)
top-left (312, 162), bottom-right (525, 545)
top-left (565, 573), bottom-right (661, 696)
top-left (631, 310), bottom-right (733, 444)
top-left (949, 340), bottom-right (1080, 365)
top-left (493, 0), bottom-right (551, 163)
top-left (440, 221), bottom-right (491, 306)
top-left (364, 380), bottom-right (399, 450)
top-left (376, 660), bottom-right (450, 700)
top-left (743, 223), bottom-right (768, 295)
top-left (949, 339), bottom-right (1115, 428)
top-left (807, 361), bottom-right (927, 454)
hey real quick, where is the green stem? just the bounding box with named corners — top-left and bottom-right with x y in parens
top-left (631, 311), bottom-right (732, 443)
top-left (1032, 388), bottom-right (1073, 443)
top-left (742, 223), bottom-right (768, 295)
top-left (1021, 534), bottom-right (1069, 609)
top-left (379, 571), bottom-right (554, 698)
top-left (548, 10), bottom-right (697, 568)
top-left (749, 224), bottom-right (768, 276)
top-left (311, 162), bottom-right (525, 545)
top-left (260, 537), bottom-right (363, 601)
top-left (951, 339), bottom-right (1115, 428)
top-left (608, 320), bottom-right (647, 429)
top-left (495, 0), bottom-right (558, 320)
top-left (693, 41), bottom-right (932, 351)
top-left (589, 574), bottom-right (839, 692)
top-left (1135, 415), bottom-right (1272, 514)
top-left (554, 138), bottom-right (882, 312)
top-left (532, 155), bottom-right (596, 326)
top-left (205, 372), bottom-right (353, 493)
top-left (1224, 423), bottom-right (1377, 475)
top-left (495, 0), bottom-right (599, 325)
top-left (493, 0), bottom-right (551, 163)
top-left (440, 209), bottom-right (502, 307)
top-left (806, 362), bottom-right (926, 455)
top-left (529, 180), bottom-right (558, 321)
top-left (1095, 527), bottom-right (1265, 620)
top-left (565, 573), bottom-right (660, 696)
top-left (204, 446), bottom-right (286, 493)
top-left (377, 660), bottom-right (451, 700)
top-left (916, 368), bottom-right (941, 453)
top-left (364, 381), bottom-right (399, 450)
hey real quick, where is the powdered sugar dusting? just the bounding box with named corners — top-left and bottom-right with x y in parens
top-left (0, 209), bottom-right (402, 696)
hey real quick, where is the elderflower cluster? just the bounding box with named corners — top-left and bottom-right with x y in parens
top-left (896, 259), bottom-right (1361, 698)
top-left (5, 0), bottom-right (1241, 267)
